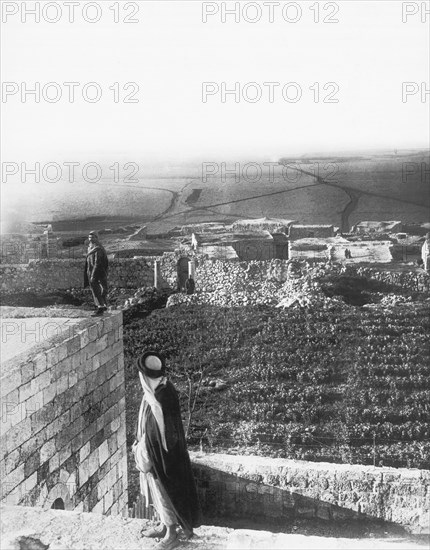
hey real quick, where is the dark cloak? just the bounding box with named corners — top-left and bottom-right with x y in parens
top-left (144, 380), bottom-right (201, 534)
top-left (83, 245), bottom-right (108, 288)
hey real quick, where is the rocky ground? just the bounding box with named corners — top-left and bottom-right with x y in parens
top-left (1, 506), bottom-right (427, 550)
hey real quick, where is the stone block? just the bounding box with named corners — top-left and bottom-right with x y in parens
top-left (21, 361), bottom-right (35, 385)
top-left (2, 463), bottom-right (25, 494)
top-left (332, 507), bottom-right (355, 521)
top-left (99, 348), bottom-right (112, 368)
top-left (59, 442), bottom-right (72, 466)
top-left (104, 488), bottom-right (114, 512)
top-left (31, 370), bottom-right (51, 394)
top-left (4, 416), bottom-right (32, 454)
top-left (99, 440), bottom-right (109, 466)
top-left (24, 451), bottom-right (40, 478)
top-left (90, 429), bottom-right (105, 453)
top-left (296, 505), bottom-right (316, 519)
top-left (79, 457), bottom-right (90, 487)
top-left (100, 379), bottom-right (110, 400)
top-left (316, 504), bottom-right (331, 520)
top-left (74, 380), bottom-right (86, 400)
top-left (88, 449), bottom-right (99, 478)
top-left (117, 422), bottom-right (126, 446)
top-left (80, 441), bottom-right (91, 462)
top-left (33, 353), bottom-right (47, 376)
top-left (107, 432), bottom-right (118, 456)
top-left (3, 448), bottom-right (20, 477)
top-left (49, 452), bottom-right (60, 473)
top-left (107, 330), bottom-right (116, 347)
top-left (1, 371), bottom-right (22, 399)
top-left (19, 381), bottom-right (34, 403)
top-left (70, 431), bottom-right (85, 455)
top-left (79, 329), bottom-right (90, 348)
top-left (24, 471), bottom-right (38, 495)
top-left (1, 402), bottom-right (24, 435)
top-left (104, 406), bottom-right (115, 428)
top-left (66, 335), bottom-right (81, 355)
top-left (43, 383), bottom-right (57, 405)
top-left (95, 334), bottom-right (109, 354)
top-left (56, 341), bottom-right (69, 362)
top-left (46, 347), bottom-right (60, 369)
top-left (97, 474), bottom-right (109, 500)
top-left (69, 415), bottom-right (85, 442)
top-left (92, 354), bottom-right (101, 371)
top-left (71, 352), bottom-right (83, 370)
top-left (56, 374), bottom-right (69, 396)
top-left (112, 340), bottom-right (123, 358)
top-left (105, 358), bottom-right (119, 382)
top-left (102, 317), bottom-right (114, 334)
top-left (68, 370), bottom-right (78, 387)
top-left (88, 324), bottom-right (100, 343)
top-left (40, 439), bottom-right (56, 463)
top-left (85, 341), bottom-right (98, 362)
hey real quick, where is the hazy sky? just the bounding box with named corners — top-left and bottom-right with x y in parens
top-left (1, 0), bottom-right (429, 162)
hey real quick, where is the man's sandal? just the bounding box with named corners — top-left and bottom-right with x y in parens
top-left (141, 525), bottom-right (167, 538)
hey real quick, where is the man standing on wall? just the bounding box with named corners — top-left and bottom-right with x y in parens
top-left (133, 351), bottom-right (201, 549)
top-left (84, 231), bottom-right (109, 316)
top-left (422, 233), bottom-right (430, 273)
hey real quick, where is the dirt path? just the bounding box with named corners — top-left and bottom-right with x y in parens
top-left (293, 166), bottom-right (425, 232)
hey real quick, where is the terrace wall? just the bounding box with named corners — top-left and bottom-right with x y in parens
top-left (0, 310), bottom-right (128, 516)
top-left (0, 259), bottom-right (155, 292)
top-left (191, 453), bottom-right (429, 534)
top-left (1, 256), bottom-right (429, 295)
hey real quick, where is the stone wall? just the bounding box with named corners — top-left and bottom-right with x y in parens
top-left (0, 309), bottom-right (128, 516)
top-left (0, 259), bottom-right (155, 292)
top-left (2, 255), bottom-right (429, 297)
top-left (190, 453), bottom-right (429, 534)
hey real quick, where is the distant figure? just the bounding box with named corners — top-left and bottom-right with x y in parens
top-left (134, 351), bottom-right (201, 548)
top-left (84, 231), bottom-right (109, 316)
top-left (185, 275), bottom-right (195, 295)
top-left (344, 248), bottom-right (352, 259)
top-left (328, 245), bottom-right (336, 262)
top-left (422, 233), bottom-right (430, 272)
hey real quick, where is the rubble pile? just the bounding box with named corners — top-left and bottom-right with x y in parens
top-left (165, 260), bottom-right (430, 310)
top-left (166, 260), bottom-right (353, 309)
top-left (119, 286), bottom-right (170, 311)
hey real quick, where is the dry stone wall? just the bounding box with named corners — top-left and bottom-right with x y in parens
top-left (191, 453), bottom-right (429, 534)
top-left (0, 309), bottom-right (128, 516)
top-left (2, 256), bottom-right (429, 301)
top-left (0, 259), bottom-right (155, 292)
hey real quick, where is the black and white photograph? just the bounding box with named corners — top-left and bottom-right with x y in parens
top-left (0, 1), bottom-right (429, 549)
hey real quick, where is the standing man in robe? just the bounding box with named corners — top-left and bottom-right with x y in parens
top-left (422, 233), bottom-right (430, 272)
top-left (133, 351), bottom-right (201, 549)
top-left (84, 231), bottom-right (109, 316)
top-left (185, 275), bottom-right (195, 295)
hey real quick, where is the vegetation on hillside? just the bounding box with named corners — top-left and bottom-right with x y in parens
top-left (124, 302), bottom-right (430, 471)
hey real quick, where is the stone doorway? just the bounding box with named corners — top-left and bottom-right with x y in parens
top-left (51, 498), bottom-right (65, 510)
top-left (177, 257), bottom-right (190, 291)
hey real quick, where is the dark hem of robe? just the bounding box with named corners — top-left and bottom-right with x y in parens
top-left (144, 381), bottom-right (201, 533)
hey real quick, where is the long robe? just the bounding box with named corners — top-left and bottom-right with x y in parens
top-left (144, 380), bottom-right (201, 534)
top-left (83, 245), bottom-right (108, 288)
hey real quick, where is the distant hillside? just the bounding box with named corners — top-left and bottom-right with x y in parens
top-left (2, 152), bottom-right (428, 232)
